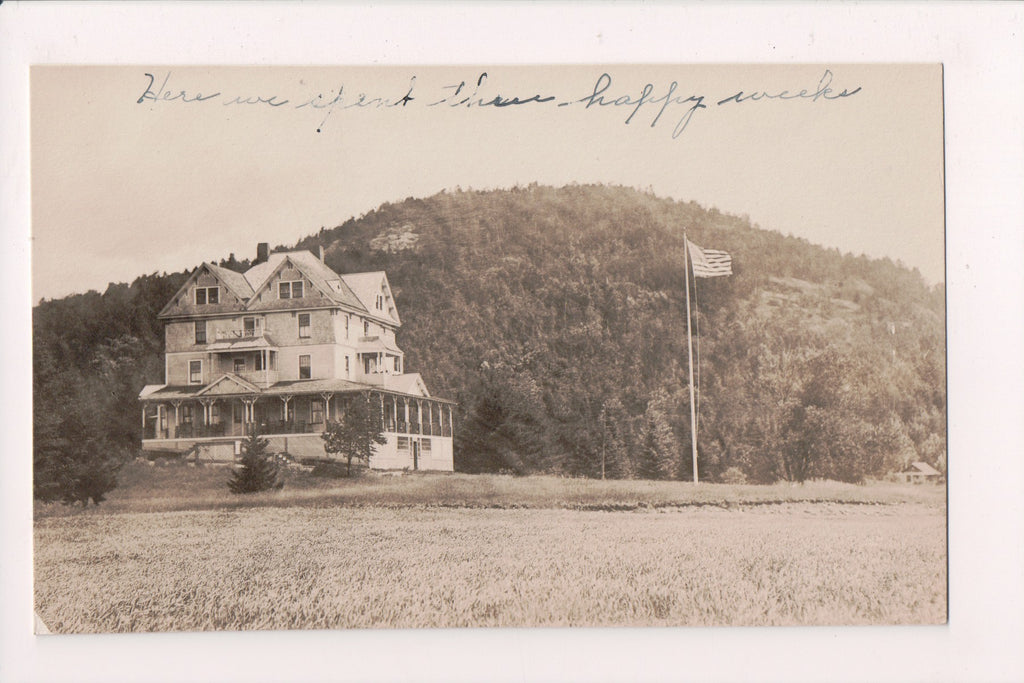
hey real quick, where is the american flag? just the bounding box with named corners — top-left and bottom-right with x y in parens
top-left (687, 239), bottom-right (732, 278)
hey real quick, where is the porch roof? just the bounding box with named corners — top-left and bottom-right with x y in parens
top-left (206, 334), bottom-right (279, 352)
top-left (139, 377), bottom-right (457, 404)
top-left (356, 335), bottom-right (403, 354)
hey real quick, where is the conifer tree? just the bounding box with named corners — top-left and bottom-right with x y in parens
top-left (228, 430), bottom-right (283, 494)
top-left (636, 392), bottom-right (680, 480)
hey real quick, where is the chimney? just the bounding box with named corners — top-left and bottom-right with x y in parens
top-left (319, 245), bottom-right (325, 263)
top-left (256, 242), bottom-right (269, 265)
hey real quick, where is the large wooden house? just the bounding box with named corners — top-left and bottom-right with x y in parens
top-left (139, 243), bottom-right (454, 470)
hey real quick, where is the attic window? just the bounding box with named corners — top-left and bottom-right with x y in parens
top-left (375, 294), bottom-right (384, 311)
top-left (195, 286), bottom-right (219, 305)
top-left (279, 281), bottom-right (304, 299)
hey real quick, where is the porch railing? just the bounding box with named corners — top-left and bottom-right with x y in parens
top-left (384, 421), bottom-right (452, 437)
top-left (257, 420), bottom-right (320, 435)
top-left (174, 424), bottom-right (228, 439)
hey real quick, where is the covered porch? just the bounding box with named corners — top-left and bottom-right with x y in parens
top-left (140, 382), bottom-right (455, 443)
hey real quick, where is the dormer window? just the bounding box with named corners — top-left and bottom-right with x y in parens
top-left (279, 281), bottom-right (304, 299)
top-left (195, 286), bottom-right (219, 305)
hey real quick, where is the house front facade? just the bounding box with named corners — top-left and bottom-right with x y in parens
top-left (139, 243), bottom-right (454, 470)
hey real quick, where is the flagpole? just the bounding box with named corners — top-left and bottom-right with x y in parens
top-left (683, 234), bottom-right (699, 484)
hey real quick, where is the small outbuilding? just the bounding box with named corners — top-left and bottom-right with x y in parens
top-left (899, 461), bottom-right (943, 484)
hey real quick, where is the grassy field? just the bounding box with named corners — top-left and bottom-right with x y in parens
top-left (35, 459), bottom-right (945, 517)
top-left (34, 462), bottom-right (946, 632)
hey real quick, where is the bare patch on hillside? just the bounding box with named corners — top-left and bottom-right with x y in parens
top-left (370, 224), bottom-right (420, 253)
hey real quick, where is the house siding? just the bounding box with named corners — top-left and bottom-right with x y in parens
top-left (262, 309), bottom-right (335, 346)
top-left (143, 250), bottom-right (454, 472)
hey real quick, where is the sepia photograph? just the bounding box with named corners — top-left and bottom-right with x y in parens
top-left (31, 63), bottom-right (947, 632)
top-left (4, 4), bottom-right (1024, 683)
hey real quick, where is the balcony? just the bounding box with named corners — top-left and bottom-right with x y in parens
top-left (234, 369), bottom-right (279, 387)
top-left (217, 328), bottom-right (267, 341)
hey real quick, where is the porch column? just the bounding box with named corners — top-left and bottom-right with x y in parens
top-left (416, 399), bottom-right (423, 434)
top-left (171, 400), bottom-right (182, 438)
top-left (448, 405), bottom-right (453, 435)
top-left (321, 392), bottom-right (334, 427)
top-left (393, 396), bottom-right (398, 431)
top-left (280, 395), bottom-right (292, 422)
top-left (242, 397), bottom-right (256, 435)
top-left (141, 406), bottom-right (146, 437)
top-left (379, 393), bottom-right (385, 429)
top-left (428, 401), bottom-right (434, 435)
top-left (403, 398), bottom-right (410, 433)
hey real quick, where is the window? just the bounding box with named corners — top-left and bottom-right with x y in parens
top-left (420, 438), bottom-right (431, 454)
top-left (375, 294), bottom-right (384, 311)
top-left (310, 399), bottom-right (324, 424)
top-left (344, 314), bottom-right (350, 340)
top-left (397, 437), bottom-right (409, 452)
top-left (189, 360), bottom-right (202, 384)
top-left (195, 320), bottom-right (207, 344)
top-left (395, 357), bottom-right (402, 373)
top-left (269, 351), bottom-right (277, 370)
top-left (298, 313), bottom-right (311, 338)
top-left (279, 281), bottom-right (304, 299)
top-left (234, 357), bottom-right (246, 374)
top-left (254, 351), bottom-right (265, 371)
top-left (363, 320), bottom-right (370, 336)
top-left (182, 405), bottom-right (193, 425)
top-left (195, 287), bottom-right (219, 305)
top-left (345, 356), bottom-right (350, 377)
top-left (299, 355), bottom-right (311, 379)
top-left (243, 317), bottom-right (260, 337)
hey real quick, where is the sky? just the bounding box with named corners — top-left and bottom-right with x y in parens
top-left (31, 64), bottom-right (945, 302)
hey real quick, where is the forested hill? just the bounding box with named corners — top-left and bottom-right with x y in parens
top-left (34, 184), bottom-right (946, 485)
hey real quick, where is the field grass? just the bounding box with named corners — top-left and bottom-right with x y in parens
top-left (33, 462), bottom-right (946, 632)
top-left (34, 459), bottom-right (946, 518)
top-left (34, 504), bottom-right (946, 632)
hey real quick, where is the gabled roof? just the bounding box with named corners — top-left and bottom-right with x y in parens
top-left (207, 263), bottom-right (255, 300)
top-left (910, 461), bottom-right (941, 476)
top-left (341, 271), bottom-right (401, 325)
top-left (381, 373), bottom-right (429, 397)
top-left (244, 251), bottom-right (366, 312)
top-left (196, 373), bottom-right (261, 396)
top-left (158, 263), bottom-right (251, 319)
